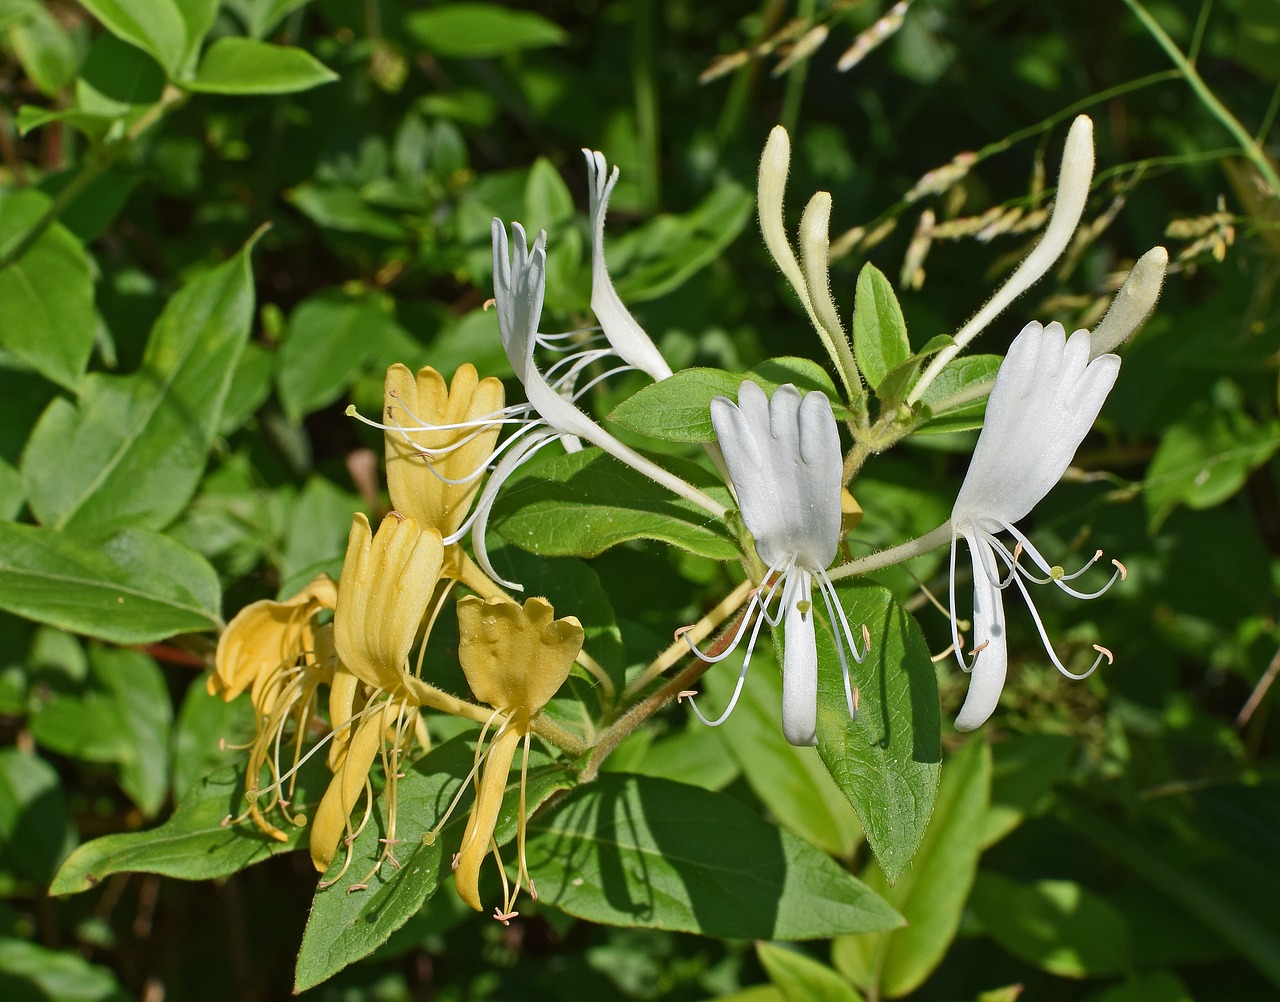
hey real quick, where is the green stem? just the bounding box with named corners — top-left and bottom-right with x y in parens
top-left (827, 521), bottom-right (953, 581)
top-left (0, 84), bottom-right (186, 271)
top-left (1123, 0), bottom-right (1280, 198)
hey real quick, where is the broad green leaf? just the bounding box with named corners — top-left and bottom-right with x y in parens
top-left (852, 264), bottom-right (910, 391)
top-left (222, 0), bottom-right (312, 37)
top-left (170, 679), bottom-right (252, 802)
top-left (758, 943), bottom-right (864, 1002)
top-left (0, 749), bottom-right (76, 890)
top-left (404, 3), bottom-right (567, 58)
top-left (610, 358), bottom-right (841, 443)
top-left (23, 235), bottom-right (258, 534)
top-left (914, 354), bottom-right (1000, 435)
top-left (76, 32), bottom-right (166, 117)
top-left (218, 339), bottom-right (274, 435)
top-left (0, 522), bottom-right (222, 644)
top-left (612, 722), bottom-right (740, 791)
top-left (9, 4), bottom-right (78, 96)
top-left (981, 732), bottom-right (1074, 847)
top-left (969, 873), bottom-right (1130, 977)
top-left (295, 736), bottom-right (573, 992)
top-left (832, 738), bottom-right (990, 998)
top-left (50, 763), bottom-right (321, 895)
top-left (286, 182), bottom-right (407, 239)
top-left (874, 334), bottom-right (954, 411)
top-left (187, 37), bottom-right (337, 94)
top-left (76, 0), bottom-right (212, 76)
top-left (1145, 395), bottom-right (1280, 531)
top-left (814, 581), bottom-right (941, 882)
top-left (0, 938), bottom-right (126, 1002)
top-left (705, 648), bottom-right (861, 858)
top-left (31, 645), bottom-right (172, 815)
top-left (525, 773), bottom-right (903, 939)
top-left (280, 475), bottom-right (361, 584)
top-left (490, 447), bottom-right (738, 560)
top-left (78, 0), bottom-right (185, 73)
top-left (0, 190), bottom-right (95, 390)
top-left (612, 183), bottom-right (754, 303)
top-left (277, 290), bottom-right (407, 421)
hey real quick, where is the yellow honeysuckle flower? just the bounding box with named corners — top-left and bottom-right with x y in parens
top-left (333, 511), bottom-right (444, 692)
top-left (447, 595), bottom-right (583, 923)
top-left (212, 575), bottom-right (337, 841)
top-left (209, 574), bottom-right (337, 701)
top-left (383, 363), bottom-right (505, 537)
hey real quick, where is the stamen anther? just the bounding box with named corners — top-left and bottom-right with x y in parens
top-left (1093, 643), bottom-right (1115, 665)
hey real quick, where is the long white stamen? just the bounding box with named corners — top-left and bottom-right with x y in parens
top-left (1009, 572), bottom-right (1109, 680)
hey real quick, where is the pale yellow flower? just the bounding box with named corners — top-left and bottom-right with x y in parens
top-left (383, 363), bottom-right (505, 537)
top-left (449, 595), bottom-right (582, 922)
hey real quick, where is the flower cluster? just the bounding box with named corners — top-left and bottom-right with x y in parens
top-left (211, 118), bottom-right (1164, 921)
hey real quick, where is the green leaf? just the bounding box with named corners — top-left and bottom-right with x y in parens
top-left (404, 3), bottom-right (567, 58)
top-left (704, 647), bottom-right (861, 858)
top-left (286, 182), bottom-right (408, 240)
top-left (832, 738), bottom-right (990, 998)
top-left (187, 37), bottom-right (337, 94)
top-left (221, 0), bottom-right (312, 38)
top-left (874, 334), bottom-right (953, 412)
top-left (50, 763), bottom-right (318, 895)
top-left (814, 581), bottom-right (941, 882)
top-left (981, 732), bottom-right (1074, 847)
top-left (295, 735), bottom-right (574, 992)
top-left (0, 938), bottom-right (127, 1002)
top-left (22, 235), bottom-right (259, 534)
top-left (277, 290), bottom-right (407, 421)
top-left (490, 447), bottom-right (738, 560)
top-left (77, 0), bottom-right (211, 76)
top-left (969, 873), bottom-right (1130, 977)
top-left (612, 183), bottom-right (754, 303)
top-left (0, 749), bottom-right (77, 890)
top-left (30, 645), bottom-right (172, 815)
top-left (914, 354), bottom-right (1001, 435)
top-left (171, 679), bottom-right (251, 802)
top-left (1095, 971), bottom-right (1193, 1002)
top-left (9, 4), bottom-right (79, 96)
top-left (852, 264), bottom-right (910, 391)
top-left (0, 522), bottom-right (222, 644)
top-left (610, 358), bottom-right (841, 443)
top-left (757, 943), bottom-right (864, 1002)
top-left (1145, 395), bottom-right (1280, 531)
top-left (0, 190), bottom-right (96, 390)
top-left (525, 773), bottom-right (903, 939)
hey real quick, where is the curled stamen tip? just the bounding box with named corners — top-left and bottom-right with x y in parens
top-left (221, 815), bottom-right (233, 828)
top-left (1013, 541), bottom-right (1024, 560)
top-left (861, 623), bottom-right (872, 651)
top-left (451, 852), bottom-right (461, 870)
top-left (969, 640), bottom-right (990, 656)
top-left (1092, 549), bottom-right (1104, 561)
top-left (1093, 644), bottom-right (1115, 665)
top-left (529, 879), bottom-right (538, 901)
top-left (852, 688), bottom-right (860, 714)
top-left (673, 625), bottom-right (692, 640)
top-left (482, 297), bottom-right (496, 311)
top-left (346, 883), bottom-right (368, 895)
top-left (389, 510), bottom-right (407, 522)
top-left (677, 690), bottom-right (699, 703)
top-left (493, 909), bottom-right (518, 925)
top-left (1113, 558), bottom-right (1128, 581)
top-left (218, 738), bottom-right (227, 750)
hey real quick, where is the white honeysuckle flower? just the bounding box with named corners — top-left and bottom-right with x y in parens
top-left (465, 220), bottom-right (725, 588)
top-left (684, 380), bottom-right (866, 746)
top-left (949, 320), bottom-right (1126, 731)
top-left (583, 149), bottom-right (673, 382)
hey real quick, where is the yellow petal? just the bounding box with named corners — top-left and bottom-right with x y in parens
top-left (333, 513), bottom-right (444, 690)
top-left (309, 710), bottom-right (384, 873)
top-left (454, 725), bottom-right (521, 911)
top-left (384, 363), bottom-right (505, 537)
top-left (456, 596), bottom-right (584, 721)
top-left (211, 574), bottom-right (337, 700)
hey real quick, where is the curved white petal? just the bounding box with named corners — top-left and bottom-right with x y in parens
top-left (781, 571), bottom-right (818, 746)
top-left (711, 381), bottom-right (841, 570)
top-left (954, 531), bottom-right (1009, 732)
top-left (583, 150), bottom-right (672, 382)
top-left (953, 321), bottom-right (1119, 526)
